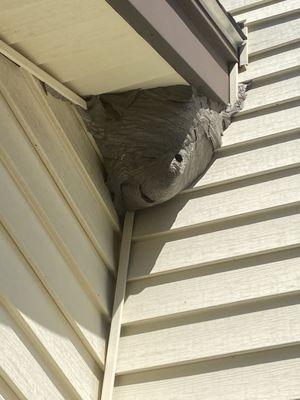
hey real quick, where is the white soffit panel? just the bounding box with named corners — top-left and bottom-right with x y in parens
top-left (0, 0), bottom-right (186, 96)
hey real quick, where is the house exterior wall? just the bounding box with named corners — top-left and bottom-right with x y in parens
top-left (0, 55), bottom-right (120, 399)
top-left (0, 1), bottom-right (299, 399)
top-left (114, 1), bottom-right (300, 398)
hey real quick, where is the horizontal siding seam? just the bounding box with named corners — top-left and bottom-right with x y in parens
top-left (132, 201), bottom-right (300, 241)
top-left (213, 131), bottom-right (300, 154)
top-left (249, 37), bottom-right (300, 57)
top-left (240, 64), bottom-right (300, 84)
top-left (181, 161), bottom-right (300, 194)
top-left (113, 345), bottom-right (300, 398)
top-left (237, 95), bottom-right (300, 117)
top-left (127, 243), bottom-right (300, 282)
top-left (241, 69), bottom-right (300, 87)
top-left (0, 149), bottom-right (111, 319)
top-left (225, 0), bottom-right (275, 14)
top-left (237, 7), bottom-right (300, 27)
top-left (244, 8), bottom-right (300, 27)
top-left (220, 127), bottom-right (300, 151)
top-left (116, 341), bottom-right (300, 376)
top-left (122, 290), bottom-right (300, 327)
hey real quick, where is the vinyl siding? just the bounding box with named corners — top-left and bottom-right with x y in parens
top-left (0, 55), bottom-right (120, 399)
top-left (114, 1), bottom-right (300, 398)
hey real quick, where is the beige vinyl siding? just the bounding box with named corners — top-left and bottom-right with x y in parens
top-left (123, 248), bottom-right (300, 324)
top-left (118, 298), bottom-right (300, 373)
top-left (247, 14), bottom-right (300, 56)
top-left (114, 347), bottom-right (300, 400)
top-left (0, 55), bottom-right (120, 398)
top-left (189, 137), bottom-right (300, 190)
top-left (0, 375), bottom-right (20, 400)
top-left (221, 0), bottom-right (282, 14)
top-left (129, 209), bottom-right (300, 278)
top-left (114, 1), bottom-right (300, 398)
top-left (0, 226), bottom-right (100, 400)
top-left (235, 0), bottom-right (300, 26)
top-left (222, 101), bottom-right (300, 147)
top-left (239, 43), bottom-right (300, 83)
top-left (237, 72), bottom-right (300, 115)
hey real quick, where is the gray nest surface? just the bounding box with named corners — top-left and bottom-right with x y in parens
top-left (76, 84), bottom-right (247, 213)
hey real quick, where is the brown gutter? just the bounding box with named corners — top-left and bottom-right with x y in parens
top-left (106, 0), bottom-right (243, 104)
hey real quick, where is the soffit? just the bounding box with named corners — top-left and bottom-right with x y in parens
top-left (0, 0), bottom-right (186, 96)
